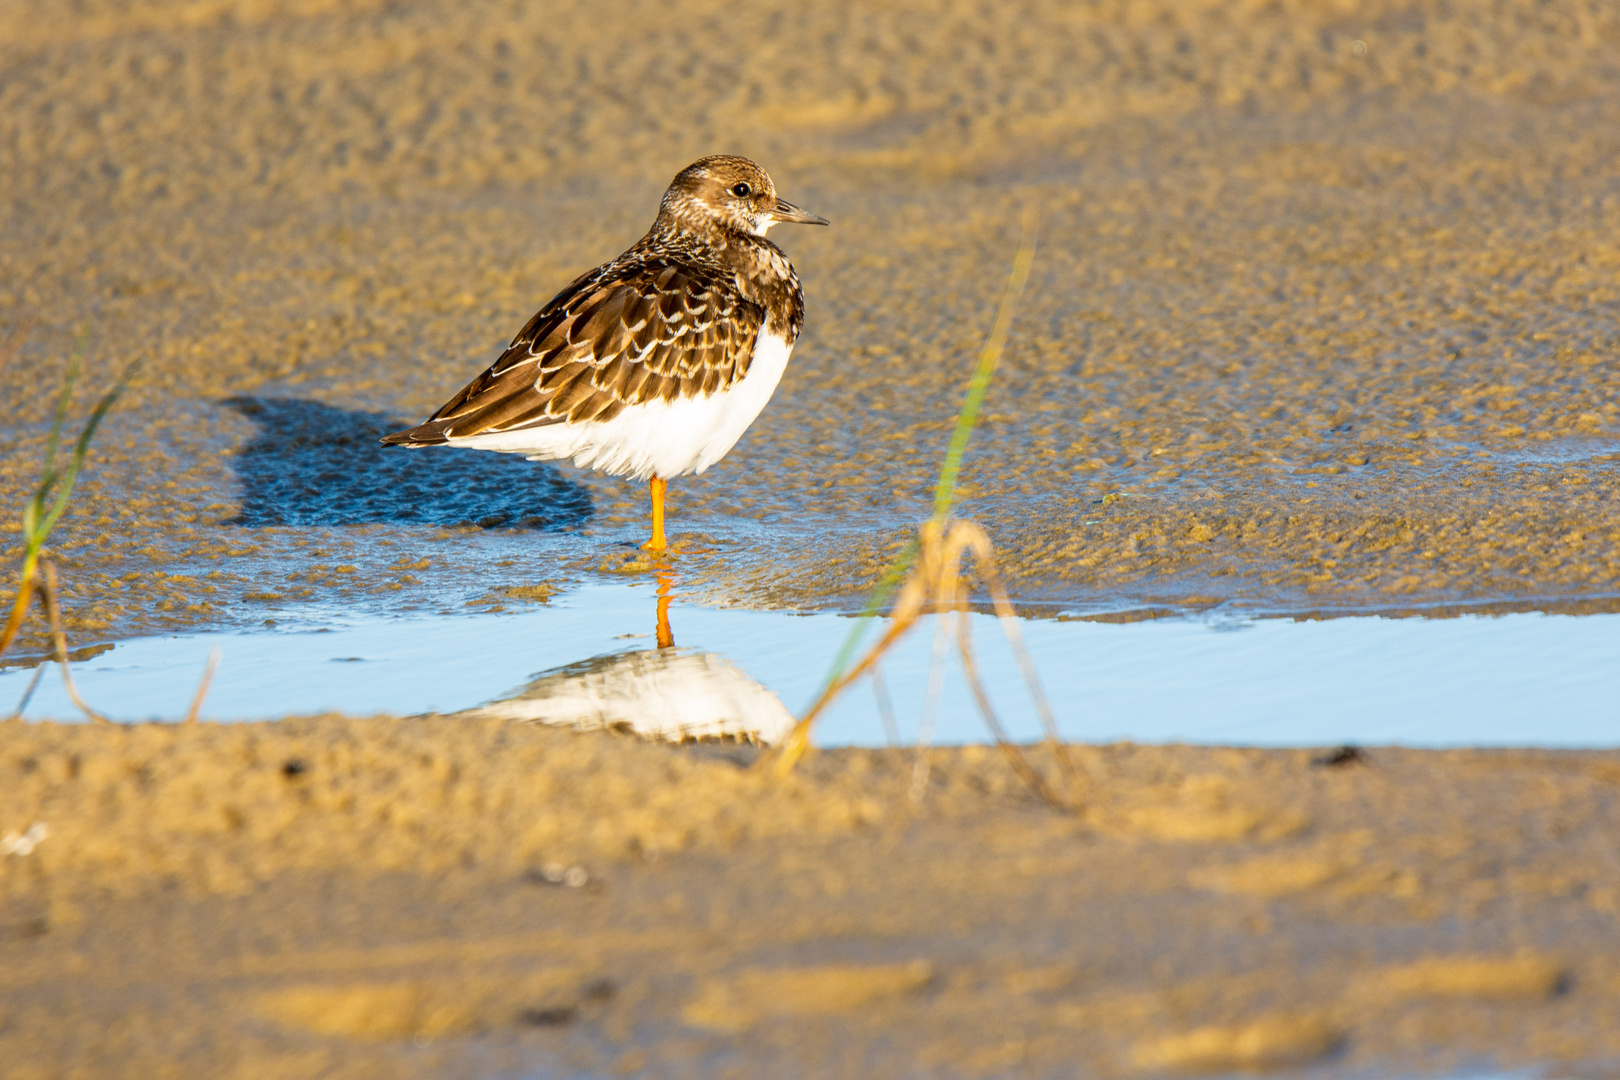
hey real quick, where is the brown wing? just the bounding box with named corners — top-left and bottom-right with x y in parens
top-left (382, 258), bottom-right (764, 446)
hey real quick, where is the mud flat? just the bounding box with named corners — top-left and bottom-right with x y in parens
top-left (3, 719), bottom-right (1620, 1078)
top-left (1, 0), bottom-right (1619, 650)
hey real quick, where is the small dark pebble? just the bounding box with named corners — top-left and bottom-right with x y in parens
top-left (281, 758), bottom-right (309, 778)
top-left (520, 1006), bottom-right (576, 1027)
top-left (1312, 746), bottom-right (1366, 768)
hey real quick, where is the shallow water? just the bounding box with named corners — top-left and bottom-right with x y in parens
top-left (7, 581), bottom-right (1617, 748)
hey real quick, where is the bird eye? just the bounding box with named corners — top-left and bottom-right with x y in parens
top-left (730, 182), bottom-right (752, 198)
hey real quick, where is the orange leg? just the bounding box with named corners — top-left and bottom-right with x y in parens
top-left (654, 571), bottom-right (675, 649)
top-left (642, 476), bottom-right (668, 552)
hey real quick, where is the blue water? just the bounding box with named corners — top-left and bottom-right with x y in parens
top-left (4, 582), bottom-right (1617, 747)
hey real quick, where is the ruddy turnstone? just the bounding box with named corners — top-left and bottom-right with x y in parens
top-left (381, 155), bottom-right (827, 550)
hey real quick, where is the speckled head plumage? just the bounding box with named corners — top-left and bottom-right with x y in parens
top-left (657, 155), bottom-right (829, 239)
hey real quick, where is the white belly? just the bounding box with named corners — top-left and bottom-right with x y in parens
top-left (446, 327), bottom-right (794, 481)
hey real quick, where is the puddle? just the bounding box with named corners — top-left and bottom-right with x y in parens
top-left (4, 582), bottom-right (1617, 748)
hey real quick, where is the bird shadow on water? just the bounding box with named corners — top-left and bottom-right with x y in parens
top-left (222, 397), bottom-right (593, 530)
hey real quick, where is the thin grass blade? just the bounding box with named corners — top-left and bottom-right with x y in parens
top-left (37, 358), bottom-right (141, 543)
top-left (931, 208), bottom-right (1038, 522)
top-left (37, 327), bottom-right (90, 494)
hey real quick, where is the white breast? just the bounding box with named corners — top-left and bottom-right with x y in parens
top-left (446, 324), bottom-right (795, 482)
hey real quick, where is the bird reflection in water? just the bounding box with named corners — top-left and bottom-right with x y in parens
top-left (454, 572), bottom-right (795, 744)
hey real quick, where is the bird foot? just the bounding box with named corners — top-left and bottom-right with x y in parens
top-left (635, 536), bottom-right (713, 556)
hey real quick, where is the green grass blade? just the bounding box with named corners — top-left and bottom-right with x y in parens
top-left (36, 358), bottom-right (141, 544)
top-left (38, 327), bottom-right (90, 488)
top-left (931, 210), bottom-right (1038, 522)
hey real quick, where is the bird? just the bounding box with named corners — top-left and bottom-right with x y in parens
top-left (381, 155), bottom-right (828, 551)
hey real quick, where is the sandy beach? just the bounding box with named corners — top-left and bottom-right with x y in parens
top-left (6, 722), bottom-right (1620, 1078)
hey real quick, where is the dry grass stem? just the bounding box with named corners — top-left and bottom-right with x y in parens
top-left (8, 658), bottom-right (46, 721)
top-left (908, 605), bottom-right (954, 802)
top-left (185, 649), bottom-right (223, 725)
top-left (41, 558), bottom-right (111, 724)
top-left (869, 660), bottom-right (900, 747)
top-left (0, 574), bottom-right (38, 660)
top-left (951, 604), bottom-right (1071, 810)
top-left (782, 520), bottom-right (1085, 814)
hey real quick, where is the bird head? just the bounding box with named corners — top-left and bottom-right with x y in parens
top-left (659, 155), bottom-right (829, 238)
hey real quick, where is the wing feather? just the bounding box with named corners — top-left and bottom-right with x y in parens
top-left (382, 258), bottom-right (765, 446)
top-left (622, 363), bottom-right (656, 405)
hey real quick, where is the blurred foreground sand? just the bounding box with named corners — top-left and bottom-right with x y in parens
top-left (1, 0), bottom-right (1618, 646)
top-left (5, 720), bottom-right (1620, 1077)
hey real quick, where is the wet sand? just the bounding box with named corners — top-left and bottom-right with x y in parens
top-left (6, 720), bottom-right (1620, 1077)
top-left (1, 0), bottom-right (1618, 652)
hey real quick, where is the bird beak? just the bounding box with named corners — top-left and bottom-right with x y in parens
top-left (771, 198), bottom-right (830, 226)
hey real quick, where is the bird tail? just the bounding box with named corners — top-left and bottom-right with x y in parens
top-left (379, 419), bottom-right (454, 447)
